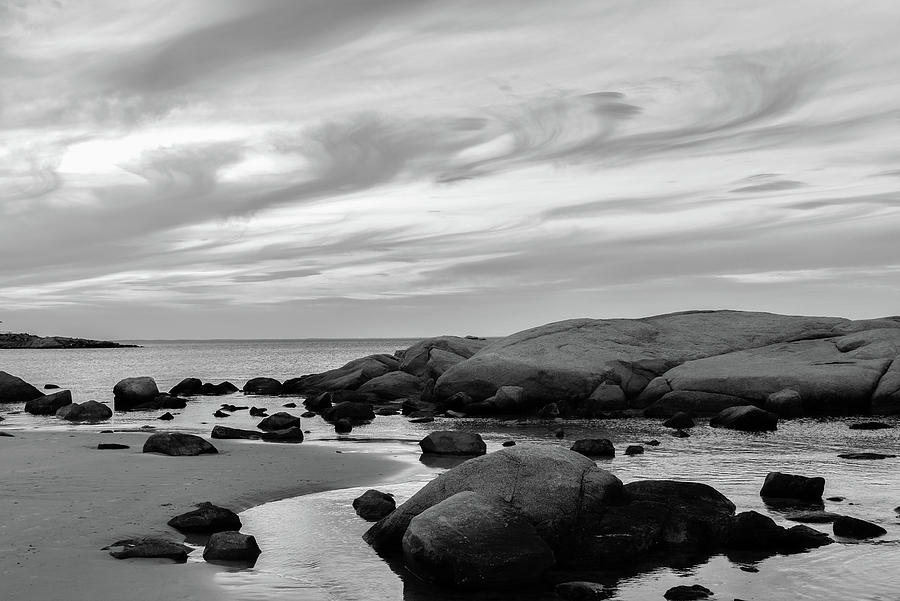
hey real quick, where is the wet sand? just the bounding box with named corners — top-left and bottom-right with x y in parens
top-left (0, 429), bottom-right (407, 600)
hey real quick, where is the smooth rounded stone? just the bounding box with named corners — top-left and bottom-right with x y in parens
top-left (213, 410), bottom-right (230, 418)
top-left (322, 401), bottom-right (375, 423)
top-left (365, 444), bottom-right (623, 554)
top-left (409, 416), bottom-right (434, 423)
top-left (765, 388), bottom-right (804, 418)
top-left (168, 502), bottom-right (241, 533)
top-left (419, 431), bottom-right (486, 455)
top-left (502, 440), bottom-right (517, 447)
top-left (107, 537), bottom-right (191, 562)
top-left (44, 384), bottom-right (60, 389)
top-left (210, 425), bottom-right (261, 440)
top-left (243, 377), bottom-right (283, 396)
top-left (283, 354), bottom-right (400, 394)
top-left (832, 515), bottom-right (887, 539)
top-left (113, 377), bottom-right (159, 409)
top-left (0, 371), bottom-right (43, 404)
top-left (56, 400), bottom-right (112, 422)
top-left (260, 426), bottom-right (304, 443)
top-left (201, 381), bottom-right (239, 396)
top-left (837, 452), bottom-right (896, 460)
top-left (353, 489), bottom-right (396, 521)
top-left (357, 371), bottom-right (425, 400)
top-left (644, 390), bottom-right (749, 418)
top-left (169, 377), bottom-right (203, 396)
top-left (402, 491), bottom-right (555, 588)
top-left (849, 421), bottom-right (892, 430)
top-left (334, 418), bottom-right (353, 434)
top-left (664, 584), bottom-right (713, 600)
top-left (709, 405), bottom-right (777, 432)
top-left (555, 581), bottom-right (612, 600)
top-left (143, 433), bottom-right (218, 456)
top-left (625, 444), bottom-right (644, 456)
top-left (784, 510), bottom-right (843, 523)
top-left (760, 472), bottom-right (825, 501)
top-left (571, 438), bottom-right (615, 458)
top-left (25, 389), bottom-right (73, 415)
top-left (158, 412), bottom-right (175, 421)
top-left (143, 394), bottom-right (188, 410)
top-left (97, 443), bottom-right (129, 450)
top-left (726, 510), bottom-right (788, 549)
top-left (537, 402), bottom-right (560, 418)
top-left (202, 531), bottom-right (261, 562)
top-left (663, 412), bottom-right (695, 429)
top-left (257, 412), bottom-right (303, 431)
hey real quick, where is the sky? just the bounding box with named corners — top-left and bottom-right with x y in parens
top-left (2, 0), bottom-right (900, 339)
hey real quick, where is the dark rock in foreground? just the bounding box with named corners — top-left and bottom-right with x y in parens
top-left (203, 531), bottom-right (261, 563)
top-left (168, 502), bottom-right (241, 533)
top-left (664, 585), bottom-right (713, 600)
top-left (143, 433), bottom-right (218, 456)
top-left (760, 471), bottom-right (825, 501)
top-left (833, 516), bottom-right (887, 539)
top-left (97, 443), bottom-right (130, 450)
top-left (353, 489), bottom-right (397, 522)
top-left (0, 371), bottom-right (44, 404)
top-left (107, 537), bottom-right (190, 562)
top-left (402, 490), bottom-right (555, 588)
top-left (25, 389), bottom-right (72, 415)
top-left (418, 431), bottom-right (486, 455)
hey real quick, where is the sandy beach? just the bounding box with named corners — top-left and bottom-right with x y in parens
top-left (0, 428), bottom-right (409, 601)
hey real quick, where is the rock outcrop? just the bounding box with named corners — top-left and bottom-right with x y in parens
top-left (0, 332), bottom-right (137, 349)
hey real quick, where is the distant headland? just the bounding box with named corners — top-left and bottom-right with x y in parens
top-left (0, 332), bottom-right (139, 349)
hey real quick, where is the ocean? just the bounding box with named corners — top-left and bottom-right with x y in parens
top-left (2, 340), bottom-right (900, 600)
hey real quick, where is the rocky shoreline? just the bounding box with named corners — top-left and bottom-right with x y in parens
top-left (0, 332), bottom-right (139, 349)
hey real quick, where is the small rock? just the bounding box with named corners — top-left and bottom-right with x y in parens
top-left (409, 416), bottom-right (435, 424)
top-left (203, 531), bottom-right (261, 563)
top-left (838, 452), bottom-right (896, 460)
top-left (740, 566), bottom-right (759, 573)
top-left (44, 384), bottom-right (60, 389)
top-left (671, 429), bottom-right (690, 438)
top-left (257, 412), bottom-right (303, 431)
top-left (445, 410), bottom-right (466, 418)
top-left (502, 440), bottom-right (516, 447)
top-left (97, 443), bottom-right (129, 450)
top-left (555, 580), bottom-right (612, 600)
top-left (210, 425), bottom-right (262, 440)
top-left (0, 431), bottom-right (13, 437)
top-left (213, 410), bottom-right (229, 418)
top-left (760, 472), bottom-right (824, 501)
top-left (663, 584), bottom-right (713, 600)
top-left (571, 438), bottom-right (614, 458)
top-left (334, 418), bottom-right (353, 434)
top-left (249, 407), bottom-right (267, 417)
top-left (143, 433), bottom-right (218, 456)
top-left (282, 402), bottom-right (297, 408)
top-left (625, 445), bottom-right (644, 456)
top-left (644, 440), bottom-right (661, 446)
top-left (352, 489), bottom-right (396, 521)
top-left (827, 496), bottom-right (845, 502)
top-left (301, 411), bottom-right (316, 418)
top-left (260, 426), bottom-right (304, 443)
top-left (833, 515), bottom-right (887, 539)
top-left (107, 537), bottom-right (190, 562)
top-left (168, 502), bottom-right (241, 533)
top-left (849, 422), bottom-right (892, 430)
top-left (158, 412), bottom-right (174, 421)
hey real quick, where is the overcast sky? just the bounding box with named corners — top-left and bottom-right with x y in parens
top-left (2, 1), bottom-right (899, 339)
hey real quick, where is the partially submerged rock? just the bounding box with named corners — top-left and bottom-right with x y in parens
top-left (257, 412), bottom-right (303, 431)
top-left (664, 585), bottom-right (713, 600)
top-left (25, 389), bottom-right (73, 415)
top-left (143, 433), bottom-right (218, 456)
top-left (0, 371), bottom-right (45, 404)
top-left (169, 377), bottom-right (203, 396)
top-left (418, 431), bottom-right (486, 455)
top-left (832, 515), bottom-right (886, 539)
top-left (203, 531), bottom-right (261, 563)
top-left (210, 425), bottom-right (261, 440)
top-left (113, 377), bottom-right (159, 410)
top-left (55, 400), bottom-right (112, 421)
top-left (353, 490), bottom-right (396, 522)
top-left (709, 405), bottom-right (777, 432)
top-left (571, 438), bottom-right (615, 458)
top-left (838, 452), bottom-right (896, 460)
top-left (760, 472), bottom-right (825, 501)
top-left (243, 377), bottom-right (283, 396)
top-left (322, 401), bottom-right (375, 423)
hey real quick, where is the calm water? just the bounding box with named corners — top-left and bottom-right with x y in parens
top-left (2, 341), bottom-right (900, 600)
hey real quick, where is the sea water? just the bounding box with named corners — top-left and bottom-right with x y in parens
top-left (2, 340), bottom-right (899, 600)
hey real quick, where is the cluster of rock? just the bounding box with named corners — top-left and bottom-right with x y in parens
top-left (107, 501), bottom-right (260, 565)
top-left (0, 372), bottom-right (114, 422)
top-left (361, 444), bottom-right (880, 591)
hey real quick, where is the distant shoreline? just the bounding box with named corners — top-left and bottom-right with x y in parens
top-left (0, 332), bottom-right (140, 349)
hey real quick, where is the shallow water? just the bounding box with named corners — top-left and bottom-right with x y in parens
top-left (2, 341), bottom-right (900, 600)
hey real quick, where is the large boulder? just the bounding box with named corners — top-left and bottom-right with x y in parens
top-left (142, 433), bottom-right (218, 456)
top-left (25, 389), bottom-right (72, 415)
top-left (353, 490), bottom-right (397, 521)
top-left (419, 431), bottom-right (486, 455)
top-left (569, 480), bottom-right (735, 566)
top-left (402, 491), bottom-right (555, 588)
top-left (709, 405), bottom-right (777, 431)
top-left (644, 390), bottom-right (749, 418)
top-left (398, 336), bottom-right (489, 379)
top-left (113, 377), bottom-right (160, 410)
top-left (433, 311), bottom-right (850, 404)
top-left (243, 377), bottom-right (283, 395)
top-left (168, 502), bottom-right (241, 533)
top-left (203, 531), bottom-right (261, 562)
top-left (663, 331), bottom-right (900, 415)
top-left (200, 381), bottom-right (239, 396)
top-left (256, 412), bottom-right (303, 431)
top-left (0, 371), bottom-right (43, 404)
top-left (282, 354), bottom-right (400, 394)
top-left (107, 537), bottom-right (191, 562)
top-left (760, 472), bottom-right (825, 501)
top-left (169, 377), bottom-right (203, 396)
top-left (363, 444), bottom-right (623, 553)
top-left (55, 400), bottom-right (112, 421)
top-left (356, 371), bottom-right (425, 400)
